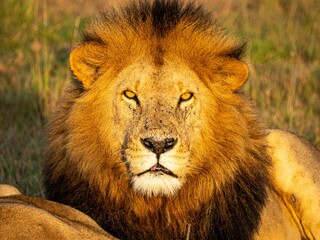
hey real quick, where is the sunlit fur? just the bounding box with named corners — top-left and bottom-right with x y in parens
top-left (0, 194), bottom-right (115, 239)
top-left (43, 1), bottom-right (271, 239)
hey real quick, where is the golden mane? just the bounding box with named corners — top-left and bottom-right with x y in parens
top-left (43, 1), bottom-right (270, 239)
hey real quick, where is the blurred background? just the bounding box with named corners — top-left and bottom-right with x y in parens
top-left (0, 0), bottom-right (319, 196)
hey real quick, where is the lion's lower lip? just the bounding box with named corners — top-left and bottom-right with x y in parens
top-left (137, 164), bottom-right (178, 178)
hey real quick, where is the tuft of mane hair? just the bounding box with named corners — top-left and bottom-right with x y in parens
top-left (82, 0), bottom-right (246, 69)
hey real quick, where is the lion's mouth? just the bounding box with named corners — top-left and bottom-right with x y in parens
top-left (137, 164), bottom-right (178, 178)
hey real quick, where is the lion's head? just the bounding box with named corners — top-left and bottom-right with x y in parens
top-left (43, 1), bottom-right (270, 239)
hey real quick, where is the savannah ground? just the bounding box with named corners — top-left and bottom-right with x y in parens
top-left (0, 0), bottom-right (319, 196)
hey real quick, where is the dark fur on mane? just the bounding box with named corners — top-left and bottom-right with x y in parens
top-left (82, 0), bottom-right (245, 60)
top-left (209, 171), bottom-right (268, 239)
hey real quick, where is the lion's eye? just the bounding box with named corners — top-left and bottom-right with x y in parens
top-left (123, 90), bottom-right (140, 104)
top-left (179, 92), bottom-right (193, 103)
top-left (123, 90), bottom-right (136, 100)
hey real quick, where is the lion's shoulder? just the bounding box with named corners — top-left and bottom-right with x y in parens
top-left (267, 129), bottom-right (320, 239)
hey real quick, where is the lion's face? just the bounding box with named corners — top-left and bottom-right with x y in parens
top-left (110, 59), bottom-right (205, 196)
top-left (67, 38), bottom-right (248, 198)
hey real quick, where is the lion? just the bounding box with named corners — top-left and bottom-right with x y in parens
top-left (0, 0), bottom-right (319, 239)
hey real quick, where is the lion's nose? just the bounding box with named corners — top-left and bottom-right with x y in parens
top-left (140, 137), bottom-right (177, 156)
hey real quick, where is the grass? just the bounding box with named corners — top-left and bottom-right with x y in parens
top-left (0, 0), bottom-right (81, 196)
top-left (0, 0), bottom-right (319, 196)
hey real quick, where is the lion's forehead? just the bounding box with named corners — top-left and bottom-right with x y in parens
top-left (114, 59), bottom-right (202, 98)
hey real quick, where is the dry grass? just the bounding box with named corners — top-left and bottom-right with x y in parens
top-left (0, 0), bottom-right (319, 196)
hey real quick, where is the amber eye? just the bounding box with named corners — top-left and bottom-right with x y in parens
top-left (179, 92), bottom-right (193, 103)
top-left (123, 90), bottom-right (136, 100)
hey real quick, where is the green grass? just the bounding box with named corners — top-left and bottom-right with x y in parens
top-left (0, 0), bottom-right (319, 196)
top-left (0, 0), bottom-right (81, 196)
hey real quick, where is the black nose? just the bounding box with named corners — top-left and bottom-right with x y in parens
top-left (140, 137), bottom-right (177, 156)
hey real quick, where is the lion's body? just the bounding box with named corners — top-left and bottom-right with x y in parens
top-left (0, 193), bottom-right (116, 240)
top-left (1, 1), bottom-right (319, 239)
top-left (266, 130), bottom-right (320, 239)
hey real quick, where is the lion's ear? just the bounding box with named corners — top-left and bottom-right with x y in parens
top-left (69, 43), bottom-right (106, 89)
top-left (221, 59), bottom-right (249, 92)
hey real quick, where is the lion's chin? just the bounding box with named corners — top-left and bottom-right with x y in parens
top-left (132, 173), bottom-right (182, 197)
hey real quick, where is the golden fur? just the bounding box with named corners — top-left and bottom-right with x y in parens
top-left (266, 130), bottom-right (320, 239)
top-left (1, 1), bottom-right (319, 239)
top-left (0, 184), bottom-right (21, 197)
top-left (0, 186), bottom-right (116, 239)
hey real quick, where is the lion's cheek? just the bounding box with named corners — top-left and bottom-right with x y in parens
top-left (127, 153), bottom-right (158, 174)
top-left (111, 109), bottom-right (140, 145)
top-left (179, 106), bottom-right (202, 139)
